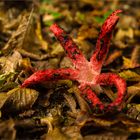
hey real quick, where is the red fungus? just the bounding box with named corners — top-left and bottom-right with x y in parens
top-left (22, 10), bottom-right (126, 111)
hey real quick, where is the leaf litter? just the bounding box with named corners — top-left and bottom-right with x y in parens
top-left (0, 0), bottom-right (140, 139)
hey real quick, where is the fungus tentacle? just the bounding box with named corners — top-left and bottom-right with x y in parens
top-left (97, 73), bottom-right (126, 107)
top-left (90, 10), bottom-right (122, 72)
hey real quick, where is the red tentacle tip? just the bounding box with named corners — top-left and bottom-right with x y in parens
top-left (50, 23), bottom-right (64, 36)
top-left (100, 9), bottom-right (122, 38)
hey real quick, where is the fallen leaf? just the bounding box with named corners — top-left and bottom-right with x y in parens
top-left (2, 10), bottom-right (34, 55)
top-left (35, 20), bottom-right (48, 51)
top-left (0, 119), bottom-right (16, 140)
top-left (119, 70), bottom-right (140, 81)
top-left (2, 87), bottom-right (39, 114)
top-left (104, 50), bottom-right (122, 66)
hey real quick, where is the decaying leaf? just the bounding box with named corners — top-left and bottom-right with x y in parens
top-left (115, 28), bottom-right (134, 41)
top-left (77, 24), bottom-right (98, 40)
top-left (127, 84), bottom-right (140, 95)
top-left (68, 86), bottom-right (90, 113)
top-left (119, 70), bottom-right (140, 81)
top-left (2, 9), bottom-right (34, 55)
top-left (122, 57), bottom-right (134, 69)
top-left (131, 45), bottom-right (140, 65)
top-left (51, 43), bottom-right (64, 56)
top-left (35, 20), bottom-right (48, 51)
top-left (18, 110), bottom-right (35, 118)
top-left (126, 104), bottom-right (140, 121)
top-left (0, 51), bottom-right (22, 73)
top-left (60, 57), bottom-right (74, 68)
top-left (42, 127), bottom-right (69, 140)
top-left (122, 46), bottom-right (140, 69)
top-left (64, 93), bottom-right (77, 114)
top-left (0, 119), bottom-right (16, 140)
top-left (104, 50), bottom-right (122, 66)
top-left (2, 87), bottom-right (39, 114)
top-left (84, 133), bottom-right (129, 140)
top-left (0, 72), bottom-right (15, 86)
top-left (0, 93), bottom-right (8, 109)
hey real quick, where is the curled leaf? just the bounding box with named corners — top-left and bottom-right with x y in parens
top-left (42, 127), bottom-right (69, 140)
top-left (0, 93), bottom-right (8, 109)
top-left (2, 87), bottom-right (39, 113)
top-left (122, 57), bottom-right (134, 69)
top-left (104, 50), bottom-right (122, 66)
top-left (0, 119), bottom-right (16, 140)
top-left (127, 84), bottom-right (140, 95)
top-left (119, 70), bottom-right (140, 81)
top-left (0, 51), bottom-right (22, 73)
top-left (126, 104), bottom-right (140, 121)
top-left (0, 72), bottom-right (15, 87)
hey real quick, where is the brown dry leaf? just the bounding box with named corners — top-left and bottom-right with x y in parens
top-left (74, 39), bottom-right (92, 59)
top-left (51, 43), bottom-right (64, 56)
top-left (102, 87), bottom-right (115, 101)
top-left (80, 0), bottom-right (103, 7)
top-left (114, 28), bottom-right (134, 49)
top-left (42, 127), bottom-right (69, 140)
top-left (35, 20), bottom-right (48, 51)
top-left (0, 51), bottom-right (22, 73)
top-left (18, 110), bottom-right (35, 118)
top-left (131, 45), bottom-right (140, 65)
top-left (68, 86), bottom-right (90, 113)
top-left (38, 89), bottom-right (53, 107)
top-left (84, 133), bottom-right (129, 140)
top-left (91, 116), bottom-right (119, 127)
top-left (122, 57), bottom-right (134, 69)
top-left (124, 84), bottom-right (140, 104)
top-left (127, 84), bottom-right (140, 95)
top-left (0, 119), bottom-right (16, 140)
top-left (2, 87), bottom-right (39, 114)
top-left (119, 70), bottom-right (140, 81)
top-left (115, 28), bottom-right (134, 40)
top-left (128, 126), bottom-right (140, 133)
top-left (77, 24), bottom-right (98, 40)
top-left (62, 126), bottom-right (83, 140)
top-left (60, 57), bottom-right (74, 69)
top-left (40, 117), bottom-right (54, 133)
top-left (0, 93), bottom-right (8, 109)
top-left (64, 93), bottom-right (77, 114)
top-left (126, 104), bottom-right (140, 121)
top-left (122, 46), bottom-right (140, 69)
top-left (104, 50), bottom-right (122, 66)
top-left (19, 58), bottom-right (33, 72)
top-left (56, 80), bottom-right (73, 88)
top-left (2, 10), bottom-right (33, 55)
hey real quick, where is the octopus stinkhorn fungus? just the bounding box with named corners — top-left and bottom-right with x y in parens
top-left (22, 10), bottom-right (126, 111)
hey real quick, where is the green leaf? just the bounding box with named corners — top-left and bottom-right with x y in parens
top-left (40, 0), bottom-right (52, 4)
top-left (40, 9), bottom-right (62, 19)
top-left (95, 10), bottom-right (113, 24)
top-left (44, 20), bottom-right (54, 26)
top-left (0, 72), bottom-right (15, 87)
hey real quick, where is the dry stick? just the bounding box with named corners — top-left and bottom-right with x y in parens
top-left (19, 49), bottom-right (56, 60)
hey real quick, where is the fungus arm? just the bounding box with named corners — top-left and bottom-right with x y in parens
top-left (96, 73), bottom-right (126, 108)
top-left (21, 68), bottom-right (79, 87)
top-left (50, 24), bottom-right (88, 70)
top-left (79, 86), bottom-right (104, 110)
top-left (90, 10), bottom-right (122, 73)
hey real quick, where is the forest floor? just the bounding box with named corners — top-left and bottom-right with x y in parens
top-left (0, 0), bottom-right (140, 139)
